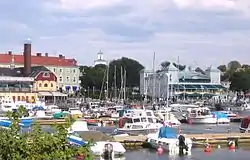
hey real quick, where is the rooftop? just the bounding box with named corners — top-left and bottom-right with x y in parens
top-left (0, 53), bottom-right (77, 67)
top-left (0, 66), bottom-right (50, 78)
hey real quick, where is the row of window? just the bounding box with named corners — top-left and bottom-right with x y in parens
top-left (59, 76), bottom-right (76, 82)
top-left (53, 68), bottom-right (76, 74)
top-left (38, 83), bottom-right (53, 88)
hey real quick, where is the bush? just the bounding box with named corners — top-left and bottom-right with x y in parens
top-left (0, 106), bottom-right (94, 160)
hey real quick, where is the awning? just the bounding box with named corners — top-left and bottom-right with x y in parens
top-left (38, 92), bottom-right (52, 96)
top-left (51, 92), bottom-right (67, 97)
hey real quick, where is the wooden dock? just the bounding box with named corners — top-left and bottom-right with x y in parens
top-left (186, 133), bottom-right (250, 147)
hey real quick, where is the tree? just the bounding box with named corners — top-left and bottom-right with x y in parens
top-left (108, 57), bottom-right (144, 87)
top-left (242, 64), bottom-right (250, 69)
top-left (160, 61), bottom-right (170, 69)
top-left (230, 69), bottom-right (250, 93)
top-left (217, 65), bottom-right (227, 72)
top-left (172, 63), bottom-right (185, 70)
top-left (0, 106), bottom-right (93, 160)
top-left (227, 61), bottom-right (241, 71)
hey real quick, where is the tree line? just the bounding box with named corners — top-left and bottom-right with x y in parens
top-left (78, 58), bottom-right (250, 99)
top-left (217, 61), bottom-right (250, 93)
top-left (79, 57), bottom-right (144, 99)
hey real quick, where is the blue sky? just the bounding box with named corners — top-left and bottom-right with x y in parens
top-left (0, 0), bottom-right (250, 69)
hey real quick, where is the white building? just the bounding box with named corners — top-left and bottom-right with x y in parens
top-left (94, 51), bottom-right (107, 66)
top-left (140, 63), bottom-right (225, 99)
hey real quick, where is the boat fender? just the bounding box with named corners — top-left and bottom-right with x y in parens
top-left (102, 143), bottom-right (114, 160)
top-left (228, 141), bottom-right (236, 150)
top-left (157, 145), bottom-right (163, 154)
top-left (204, 144), bottom-right (212, 152)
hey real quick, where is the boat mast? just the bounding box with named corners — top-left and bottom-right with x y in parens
top-left (177, 56), bottom-right (180, 100)
top-left (123, 68), bottom-right (126, 101)
top-left (114, 65), bottom-right (117, 101)
top-left (152, 52), bottom-right (156, 103)
top-left (106, 61), bottom-right (109, 101)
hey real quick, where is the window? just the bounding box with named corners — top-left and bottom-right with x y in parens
top-left (60, 69), bottom-right (62, 73)
top-left (44, 83), bottom-right (48, 87)
top-left (43, 72), bottom-right (50, 77)
top-left (59, 77), bottom-right (62, 82)
top-left (39, 83), bottom-right (42, 87)
top-left (133, 118), bottom-right (140, 123)
top-left (51, 84), bottom-right (53, 87)
top-left (67, 77), bottom-right (69, 82)
top-left (73, 69), bottom-right (75, 73)
top-left (53, 68), bottom-right (56, 72)
top-left (73, 77), bottom-right (76, 82)
top-left (148, 118), bottom-right (153, 123)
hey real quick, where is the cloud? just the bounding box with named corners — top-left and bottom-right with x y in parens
top-left (0, 0), bottom-right (250, 69)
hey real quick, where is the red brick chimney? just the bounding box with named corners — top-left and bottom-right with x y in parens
top-left (23, 40), bottom-right (32, 77)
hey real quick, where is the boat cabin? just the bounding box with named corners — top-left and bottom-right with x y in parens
top-left (118, 116), bottom-right (157, 129)
top-left (121, 109), bottom-right (155, 118)
top-left (187, 107), bottom-right (211, 117)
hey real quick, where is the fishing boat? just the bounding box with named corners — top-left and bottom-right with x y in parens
top-left (147, 126), bottom-right (192, 155)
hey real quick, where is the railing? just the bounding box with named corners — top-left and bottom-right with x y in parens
top-left (0, 87), bottom-right (32, 92)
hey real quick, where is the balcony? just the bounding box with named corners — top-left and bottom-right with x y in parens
top-left (0, 87), bottom-right (32, 92)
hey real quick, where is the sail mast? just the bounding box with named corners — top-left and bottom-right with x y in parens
top-left (152, 52), bottom-right (156, 102)
top-left (114, 65), bottom-right (117, 100)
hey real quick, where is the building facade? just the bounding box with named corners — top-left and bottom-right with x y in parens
top-left (0, 51), bottom-right (80, 93)
top-left (140, 63), bottom-right (225, 99)
top-left (0, 76), bottom-right (36, 101)
top-left (0, 42), bottom-right (67, 102)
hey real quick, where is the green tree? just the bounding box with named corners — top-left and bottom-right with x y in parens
top-left (217, 65), bottom-right (227, 72)
top-left (227, 61), bottom-right (241, 71)
top-left (108, 57), bottom-right (144, 88)
top-left (230, 69), bottom-right (250, 93)
top-left (0, 106), bottom-right (93, 160)
top-left (160, 61), bottom-right (170, 69)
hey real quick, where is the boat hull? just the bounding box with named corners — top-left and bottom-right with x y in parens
top-left (117, 128), bottom-right (159, 135)
top-left (239, 127), bottom-right (250, 133)
top-left (188, 117), bottom-right (217, 124)
top-left (147, 137), bottom-right (192, 155)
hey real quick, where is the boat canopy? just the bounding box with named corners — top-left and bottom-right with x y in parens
top-left (158, 126), bottom-right (177, 138)
top-left (212, 111), bottom-right (229, 119)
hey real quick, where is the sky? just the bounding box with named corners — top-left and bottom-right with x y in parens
top-left (0, 0), bottom-right (250, 69)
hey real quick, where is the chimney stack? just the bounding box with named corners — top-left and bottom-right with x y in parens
top-left (23, 39), bottom-right (32, 77)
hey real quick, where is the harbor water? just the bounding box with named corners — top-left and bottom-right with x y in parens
top-left (124, 147), bottom-right (250, 160)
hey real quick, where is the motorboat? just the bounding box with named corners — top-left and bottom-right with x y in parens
top-left (170, 103), bottom-right (199, 112)
top-left (0, 97), bottom-right (16, 112)
top-left (45, 105), bottom-right (61, 113)
top-left (117, 109), bottom-right (163, 135)
top-left (67, 121), bottom-right (126, 156)
top-left (0, 117), bottom-right (33, 128)
top-left (239, 116), bottom-right (250, 133)
top-left (147, 126), bottom-right (192, 155)
top-left (154, 110), bottom-right (181, 127)
top-left (185, 107), bottom-right (229, 124)
top-left (68, 108), bottom-right (83, 118)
